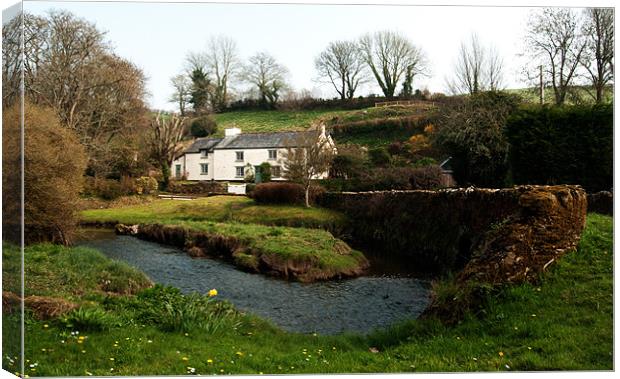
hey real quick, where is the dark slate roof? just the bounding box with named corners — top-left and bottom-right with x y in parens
top-left (184, 137), bottom-right (223, 153)
top-left (181, 130), bottom-right (320, 156)
top-left (214, 131), bottom-right (313, 150)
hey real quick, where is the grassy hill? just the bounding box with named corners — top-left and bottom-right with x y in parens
top-left (211, 105), bottom-right (434, 148)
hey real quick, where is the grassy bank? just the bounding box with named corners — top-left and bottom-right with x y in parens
top-left (81, 195), bottom-right (347, 232)
top-left (2, 213), bottom-right (613, 375)
top-left (80, 196), bottom-right (363, 281)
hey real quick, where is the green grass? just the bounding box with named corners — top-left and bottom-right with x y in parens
top-left (211, 106), bottom-right (431, 148)
top-left (81, 195), bottom-right (347, 231)
top-left (212, 109), bottom-right (348, 135)
top-left (80, 196), bottom-right (360, 275)
top-left (2, 213), bottom-right (613, 375)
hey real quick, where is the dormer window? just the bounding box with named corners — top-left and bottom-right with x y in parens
top-left (200, 149), bottom-right (208, 158)
top-left (236, 151), bottom-right (244, 162)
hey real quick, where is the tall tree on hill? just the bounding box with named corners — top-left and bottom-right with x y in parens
top-left (206, 35), bottom-right (239, 111)
top-left (358, 30), bottom-right (428, 98)
top-left (242, 52), bottom-right (289, 109)
top-left (169, 74), bottom-right (192, 116)
top-left (314, 40), bottom-right (366, 100)
top-left (189, 67), bottom-right (211, 114)
top-left (447, 34), bottom-right (505, 95)
top-left (581, 8), bottom-right (614, 104)
top-left (523, 8), bottom-right (586, 105)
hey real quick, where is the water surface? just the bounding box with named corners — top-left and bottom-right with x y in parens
top-left (79, 229), bottom-right (431, 335)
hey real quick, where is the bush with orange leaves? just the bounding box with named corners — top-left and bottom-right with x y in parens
top-left (2, 102), bottom-right (87, 245)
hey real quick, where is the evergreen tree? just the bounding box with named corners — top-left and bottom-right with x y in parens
top-left (190, 68), bottom-right (211, 114)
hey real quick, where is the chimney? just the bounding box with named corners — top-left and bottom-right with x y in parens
top-left (225, 127), bottom-right (241, 137)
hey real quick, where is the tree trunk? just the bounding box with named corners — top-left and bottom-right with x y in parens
top-left (305, 185), bottom-right (310, 208)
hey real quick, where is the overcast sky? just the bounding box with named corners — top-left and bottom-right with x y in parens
top-left (22, 0), bottom-right (592, 111)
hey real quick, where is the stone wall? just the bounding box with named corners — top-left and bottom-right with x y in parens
top-left (319, 185), bottom-right (587, 283)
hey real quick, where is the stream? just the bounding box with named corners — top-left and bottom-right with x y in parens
top-left (78, 229), bottom-right (431, 335)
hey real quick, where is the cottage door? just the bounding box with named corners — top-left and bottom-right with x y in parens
top-left (254, 166), bottom-right (262, 183)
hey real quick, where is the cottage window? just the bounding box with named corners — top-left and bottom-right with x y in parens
top-left (175, 164), bottom-right (182, 179)
top-left (271, 165), bottom-right (281, 178)
top-left (200, 149), bottom-right (208, 158)
top-left (200, 163), bottom-right (209, 175)
top-left (236, 151), bottom-right (244, 161)
top-left (235, 166), bottom-right (245, 178)
top-left (268, 149), bottom-right (277, 160)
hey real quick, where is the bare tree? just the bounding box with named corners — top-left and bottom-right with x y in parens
top-left (314, 40), bottom-right (366, 99)
top-left (206, 35), bottom-right (239, 111)
top-left (486, 46), bottom-right (505, 91)
top-left (170, 74), bottom-right (192, 115)
top-left (524, 8), bottom-right (586, 105)
top-left (283, 125), bottom-right (335, 207)
top-left (3, 11), bottom-right (147, 148)
top-left (358, 30), bottom-right (428, 98)
top-left (149, 111), bottom-right (187, 170)
top-left (242, 52), bottom-right (289, 108)
top-left (448, 34), bottom-right (505, 95)
top-left (581, 8), bottom-right (614, 104)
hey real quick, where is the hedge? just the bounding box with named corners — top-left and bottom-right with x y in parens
top-left (506, 104), bottom-right (612, 192)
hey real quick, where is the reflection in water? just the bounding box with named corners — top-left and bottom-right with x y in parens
top-left (78, 229), bottom-right (431, 335)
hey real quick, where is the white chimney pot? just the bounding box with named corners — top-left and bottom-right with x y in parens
top-left (225, 127), bottom-right (241, 137)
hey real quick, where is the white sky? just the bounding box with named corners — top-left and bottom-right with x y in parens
top-left (20, 0), bottom-right (598, 110)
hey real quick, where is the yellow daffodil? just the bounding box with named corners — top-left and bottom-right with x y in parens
top-left (498, 351), bottom-right (504, 357)
top-left (208, 289), bottom-right (218, 297)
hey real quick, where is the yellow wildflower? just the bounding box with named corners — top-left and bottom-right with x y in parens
top-left (235, 351), bottom-right (244, 357)
top-left (43, 324), bottom-right (49, 328)
top-left (498, 352), bottom-right (504, 357)
top-left (208, 289), bottom-right (218, 297)
top-left (182, 357), bottom-right (189, 361)
top-left (78, 336), bottom-right (85, 340)
top-left (207, 359), bottom-right (213, 364)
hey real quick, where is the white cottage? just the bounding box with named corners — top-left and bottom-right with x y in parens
top-left (172, 127), bottom-right (335, 182)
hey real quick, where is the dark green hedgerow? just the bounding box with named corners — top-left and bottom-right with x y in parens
top-left (506, 104), bottom-right (613, 192)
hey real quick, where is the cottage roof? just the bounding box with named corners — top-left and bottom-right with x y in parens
top-left (184, 137), bottom-right (223, 153)
top-left (215, 131), bottom-right (312, 149)
top-left (182, 130), bottom-right (317, 155)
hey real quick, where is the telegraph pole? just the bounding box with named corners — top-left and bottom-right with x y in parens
top-left (539, 65), bottom-right (544, 105)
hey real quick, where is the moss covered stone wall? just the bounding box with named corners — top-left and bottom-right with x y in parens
top-left (319, 185), bottom-right (587, 281)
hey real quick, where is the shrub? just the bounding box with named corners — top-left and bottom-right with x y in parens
top-left (3, 102), bottom-right (87, 244)
top-left (167, 181), bottom-right (226, 194)
top-left (190, 115), bottom-right (218, 138)
top-left (330, 153), bottom-right (366, 179)
top-left (259, 162), bottom-right (272, 182)
top-left (433, 91), bottom-right (521, 187)
top-left (250, 182), bottom-right (304, 204)
top-left (135, 176), bottom-right (158, 195)
top-left (326, 165), bottom-right (444, 192)
top-left (250, 182), bottom-right (326, 205)
top-left (82, 177), bottom-right (126, 200)
top-left (61, 307), bottom-right (117, 331)
top-left (506, 104), bottom-right (612, 192)
top-left (368, 147), bottom-right (392, 167)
